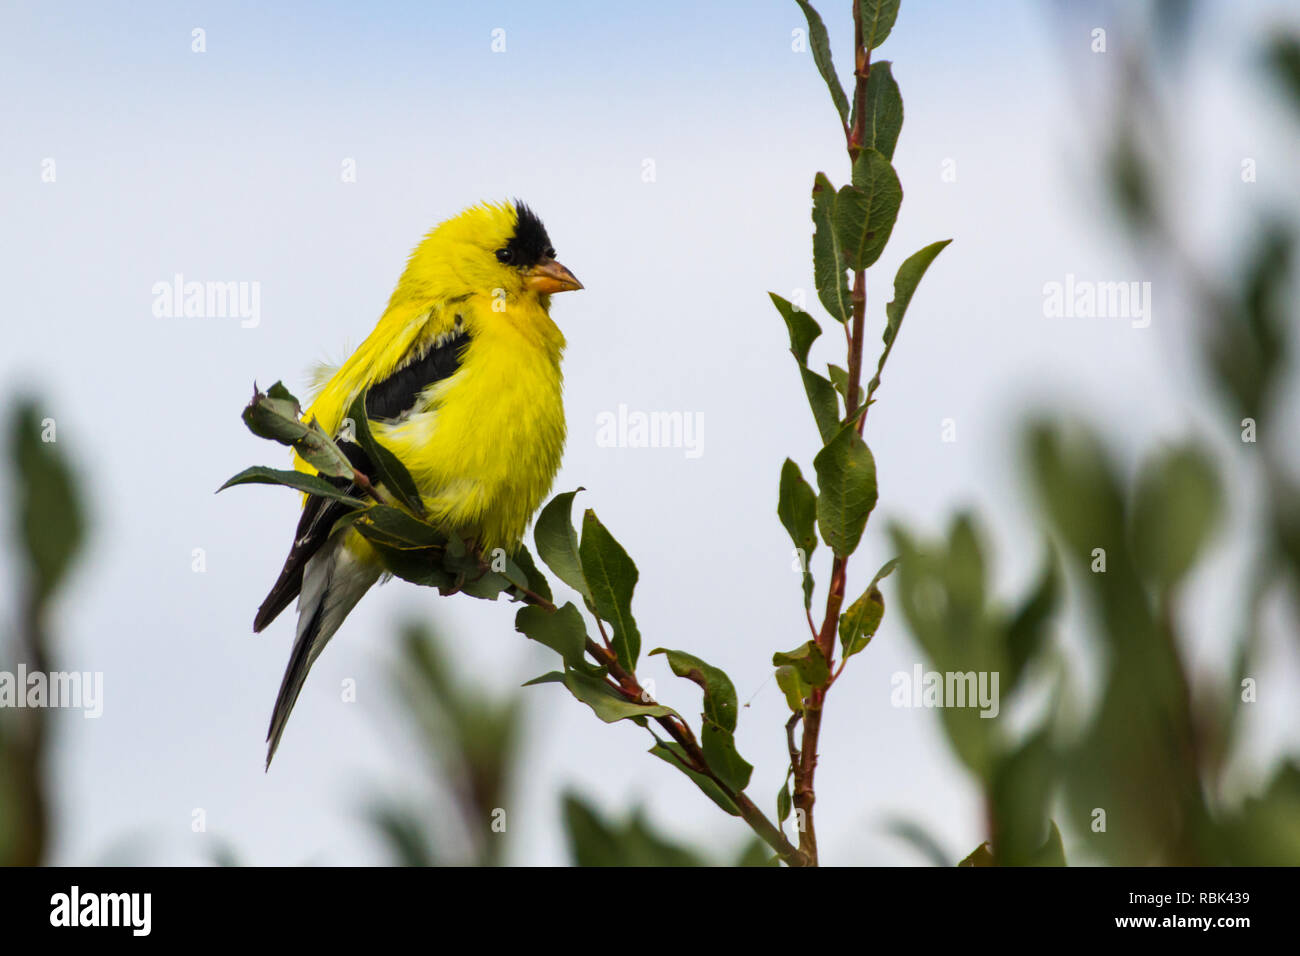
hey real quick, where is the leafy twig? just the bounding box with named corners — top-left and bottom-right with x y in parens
top-left (579, 632), bottom-right (808, 865)
top-left (787, 0), bottom-right (877, 868)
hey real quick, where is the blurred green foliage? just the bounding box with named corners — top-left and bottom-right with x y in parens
top-left (365, 622), bottom-right (523, 867)
top-left (368, 623), bottom-right (772, 866)
top-left (563, 794), bottom-right (771, 867)
top-left (0, 400), bottom-right (87, 866)
top-left (895, 411), bottom-right (1299, 864)
top-left (889, 4), bottom-right (1300, 866)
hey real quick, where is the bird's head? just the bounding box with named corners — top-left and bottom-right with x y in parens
top-left (402, 200), bottom-right (583, 305)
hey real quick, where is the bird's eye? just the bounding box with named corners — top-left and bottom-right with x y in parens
top-left (545, 246), bottom-right (556, 259)
top-left (495, 248), bottom-right (514, 264)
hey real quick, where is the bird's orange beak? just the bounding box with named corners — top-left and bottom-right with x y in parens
top-left (522, 258), bottom-right (583, 294)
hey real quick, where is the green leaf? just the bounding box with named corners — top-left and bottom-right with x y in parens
top-left (1030, 821), bottom-right (1068, 866)
top-left (240, 383), bottom-right (355, 480)
top-left (579, 509), bottom-right (642, 671)
top-left (946, 514), bottom-right (987, 615)
top-left (264, 381), bottom-right (297, 403)
top-left (516, 602), bottom-right (592, 673)
top-left (526, 670), bottom-right (676, 724)
top-left (770, 292), bottom-right (822, 367)
top-left (835, 149), bottom-right (902, 271)
top-left (367, 800), bottom-right (438, 868)
top-left (795, 0), bottom-right (850, 124)
top-left (988, 715), bottom-right (1067, 869)
top-left (1132, 444), bottom-right (1223, 589)
top-left (777, 780), bottom-right (793, 823)
top-left (561, 794), bottom-right (711, 867)
top-left (1004, 547), bottom-right (1059, 689)
top-left (801, 366), bottom-right (842, 444)
top-left (778, 459), bottom-right (819, 556)
top-left (775, 665), bottom-right (809, 713)
top-left (958, 842), bottom-right (995, 867)
top-left (883, 817), bottom-right (953, 867)
top-left (649, 742), bottom-right (741, 816)
top-left (433, 532), bottom-right (519, 600)
top-left (440, 529), bottom-right (480, 573)
top-left (827, 364), bottom-right (850, 401)
top-left (773, 641), bottom-right (830, 687)
top-left (217, 466), bottom-right (367, 507)
top-left (344, 390), bottom-right (424, 515)
top-left (508, 543), bottom-right (553, 604)
top-left (10, 401), bottom-right (86, 602)
top-left (773, 287), bottom-right (839, 441)
top-left (700, 719), bottom-right (754, 792)
top-left (649, 648), bottom-right (739, 732)
top-left (352, 505), bottom-right (446, 550)
top-left (778, 459), bottom-right (819, 608)
top-left (886, 239), bottom-right (951, 338)
top-left (869, 239), bottom-right (952, 395)
top-left (534, 489), bottom-right (592, 602)
top-left (841, 398), bottom-right (872, 429)
top-left (292, 424), bottom-right (354, 479)
top-left (1265, 34), bottom-right (1300, 120)
top-left (1216, 760), bottom-right (1300, 865)
top-left (239, 381), bottom-right (305, 443)
top-left (839, 587), bottom-right (884, 659)
top-left (888, 516), bottom-right (1002, 781)
top-left (989, 729), bottom-right (1059, 866)
top-left (560, 794), bottom-right (622, 867)
top-left (812, 173), bottom-right (852, 323)
top-left (860, 0), bottom-right (900, 51)
top-left (1025, 421), bottom-right (1128, 563)
top-left (293, 424), bottom-right (357, 479)
top-left (366, 542), bottom-right (455, 589)
top-left (813, 422), bottom-right (879, 558)
top-left (872, 555), bottom-right (900, 582)
top-left (839, 556), bottom-right (897, 659)
top-left (862, 61), bottom-right (903, 160)
top-left (494, 551), bottom-right (532, 593)
top-left (1202, 224), bottom-right (1291, 420)
top-left (520, 671), bottom-right (561, 686)
top-left (456, 568), bottom-right (514, 601)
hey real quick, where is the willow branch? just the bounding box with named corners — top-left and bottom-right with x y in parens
top-left (789, 0), bottom-right (874, 868)
top-left (579, 635), bottom-right (809, 866)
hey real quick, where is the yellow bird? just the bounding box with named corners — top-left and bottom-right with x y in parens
top-left (254, 200), bottom-right (582, 766)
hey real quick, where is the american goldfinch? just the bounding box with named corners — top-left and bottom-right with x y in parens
top-left (254, 200), bottom-right (582, 766)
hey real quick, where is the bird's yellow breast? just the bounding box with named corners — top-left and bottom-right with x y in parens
top-left (371, 294), bottom-right (566, 551)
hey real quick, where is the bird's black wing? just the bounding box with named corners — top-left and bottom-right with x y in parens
top-left (252, 324), bottom-right (472, 632)
top-left (364, 321), bottom-right (471, 421)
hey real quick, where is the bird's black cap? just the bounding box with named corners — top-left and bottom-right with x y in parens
top-left (501, 201), bottom-right (555, 268)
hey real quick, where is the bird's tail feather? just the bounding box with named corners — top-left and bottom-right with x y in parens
top-left (265, 536), bottom-right (380, 768)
